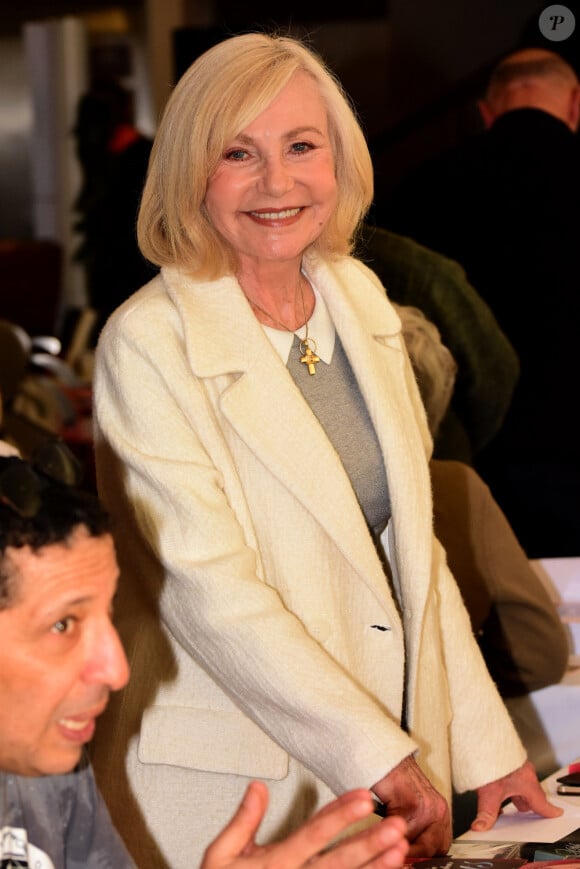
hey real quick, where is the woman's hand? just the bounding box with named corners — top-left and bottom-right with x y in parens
top-left (372, 755), bottom-right (451, 857)
top-left (201, 780), bottom-right (409, 868)
top-left (472, 760), bottom-right (563, 831)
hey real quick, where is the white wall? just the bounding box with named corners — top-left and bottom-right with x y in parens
top-left (0, 38), bottom-right (33, 237)
top-left (24, 17), bottom-right (89, 313)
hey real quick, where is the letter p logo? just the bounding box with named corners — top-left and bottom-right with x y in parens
top-left (539, 5), bottom-right (576, 41)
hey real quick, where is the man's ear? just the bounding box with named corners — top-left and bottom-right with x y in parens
top-left (477, 99), bottom-right (497, 129)
top-left (567, 85), bottom-right (580, 132)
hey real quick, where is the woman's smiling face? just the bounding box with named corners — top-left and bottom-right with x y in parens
top-left (203, 71), bottom-right (338, 269)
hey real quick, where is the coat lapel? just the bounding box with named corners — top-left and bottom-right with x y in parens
top-left (161, 260), bottom-right (431, 609)
top-left (308, 254), bottom-right (435, 630)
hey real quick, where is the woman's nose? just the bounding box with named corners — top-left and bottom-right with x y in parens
top-left (258, 156), bottom-right (294, 196)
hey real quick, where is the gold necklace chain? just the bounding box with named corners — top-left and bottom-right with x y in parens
top-left (249, 277), bottom-right (320, 375)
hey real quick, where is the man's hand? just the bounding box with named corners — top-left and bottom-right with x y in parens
top-left (472, 760), bottom-right (564, 831)
top-left (201, 780), bottom-right (409, 869)
top-left (372, 755), bottom-right (451, 857)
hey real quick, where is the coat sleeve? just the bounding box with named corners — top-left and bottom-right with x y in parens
top-left (93, 299), bottom-right (418, 796)
top-left (455, 463), bottom-right (568, 695)
top-left (430, 534), bottom-right (528, 793)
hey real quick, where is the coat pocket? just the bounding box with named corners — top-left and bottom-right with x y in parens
top-left (138, 704), bottom-right (290, 780)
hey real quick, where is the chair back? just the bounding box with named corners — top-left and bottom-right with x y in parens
top-left (0, 319), bottom-right (31, 404)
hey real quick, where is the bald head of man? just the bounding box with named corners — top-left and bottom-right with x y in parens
top-left (478, 48), bottom-right (580, 132)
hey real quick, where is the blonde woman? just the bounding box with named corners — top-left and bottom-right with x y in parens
top-left (91, 32), bottom-right (559, 869)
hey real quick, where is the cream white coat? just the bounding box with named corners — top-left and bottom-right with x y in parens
top-left (91, 251), bottom-right (526, 868)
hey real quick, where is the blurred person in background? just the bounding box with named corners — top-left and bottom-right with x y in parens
top-left (73, 80), bottom-right (156, 340)
top-left (381, 46), bottom-right (580, 558)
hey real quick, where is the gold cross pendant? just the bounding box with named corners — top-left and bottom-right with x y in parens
top-left (300, 341), bottom-right (320, 375)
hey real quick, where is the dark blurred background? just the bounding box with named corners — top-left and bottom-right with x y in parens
top-left (3, 0), bottom-right (575, 240)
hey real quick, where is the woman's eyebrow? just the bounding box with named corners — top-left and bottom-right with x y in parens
top-left (231, 125), bottom-right (325, 145)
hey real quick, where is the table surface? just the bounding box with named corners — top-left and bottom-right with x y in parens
top-left (451, 763), bottom-right (580, 853)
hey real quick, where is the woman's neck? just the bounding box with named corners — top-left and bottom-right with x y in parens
top-left (238, 262), bottom-right (315, 332)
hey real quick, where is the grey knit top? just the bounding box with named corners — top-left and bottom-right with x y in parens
top-left (286, 331), bottom-right (391, 539)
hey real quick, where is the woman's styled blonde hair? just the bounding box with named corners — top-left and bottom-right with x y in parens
top-left (137, 32), bottom-right (374, 277)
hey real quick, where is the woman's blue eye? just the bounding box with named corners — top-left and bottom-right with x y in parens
top-left (52, 617), bottom-right (73, 634)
